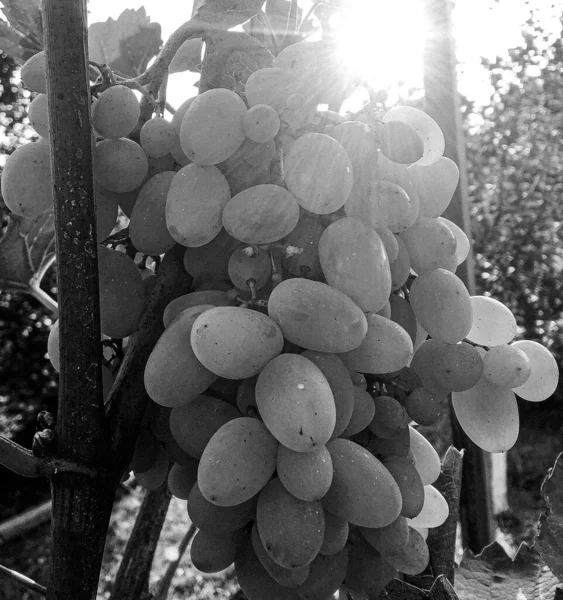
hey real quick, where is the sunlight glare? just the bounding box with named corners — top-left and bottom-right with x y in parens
top-left (330, 0), bottom-right (426, 91)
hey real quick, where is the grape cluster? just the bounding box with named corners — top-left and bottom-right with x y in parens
top-left (11, 39), bottom-right (559, 600)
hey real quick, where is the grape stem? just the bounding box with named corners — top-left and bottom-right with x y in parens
top-left (28, 283), bottom-right (58, 317)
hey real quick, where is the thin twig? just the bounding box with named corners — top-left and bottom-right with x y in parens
top-left (152, 524), bottom-right (197, 600)
top-left (28, 283), bottom-right (58, 317)
top-left (0, 435), bottom-right (44, 477)
top-left (0, 564), bottom-right (47, 596)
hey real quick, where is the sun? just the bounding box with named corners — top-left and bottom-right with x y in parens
top-left (327, 0), bottom-right (427, 93)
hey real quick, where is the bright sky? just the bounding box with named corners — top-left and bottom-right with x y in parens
top-left (86, 0), bottom-right (563, 108)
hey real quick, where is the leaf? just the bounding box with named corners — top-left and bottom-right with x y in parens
top-left (0, 0), bottom-right (43, 61)
top-left (0, 208), bottom-right (56, 292)
top-left (88, 8), bottom-right (162, 77)
top-left (455, 542), bottom-right (562, 600)
top-left (405, 447), bottom-right (464, 589)
top-left (191, 0), bottom-right (266, 31)
top-left (536, 452), bottom-right (563, 582)
top-left (199, 30), bottom-right (273, 95)
top-left (169, 38), bottom-right (204, 74)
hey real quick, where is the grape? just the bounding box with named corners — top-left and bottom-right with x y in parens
top-left (346, 526), bottom-right (398, 599)
top-left (300, 351), bottom-right (355, 439)
top-left (144, 305), bottom-right (217, 407)
top-left (432, 341), bottom-right (484, 392)
top-left (359, 516), bottom-right (409, 555)
top-left (255, 354), bottom-right (336, 453)
top-left (345, 180), bottom-right (418, 234)
top-left (169, 96), bottom-right (196, 166)
top-left (28, 93), bottom-right (49, 137)
top-left (170, 395), bottom-right (240, 458)
top-left (409, 268), bottom-right (473, 344)
top-left (267, 278), bottom-right (368, 353)
top-left (376, 226), bottom-right (400, 261)
top-left (383, 106), bottom-right (445, 166)
top-left (452, 377), bottom-right (519, 452)
top-left (92, 85), bottom-right (140, 139)
top-left (341, 388), bottom-right (376, 437)
top-left (217, 137), bottom-right (276, 195)
top-left (399, 217), bottom-right (458, 273)
top-left (482, 344), bottom-right (531, 389)
top-left (378, 301), bottom-right (392, 319)
top-left (380, 120), bottom-right (425, 164)
top-left (47, 320), bottom-right (60, 372)
top-left (257, 477), bottom-right (325, 569)
top-left (180, 88), bottom-right (247, 165)
top-left (368, 396), bottom-right (408, 439)
top-left (140, 116), bottom-right (175, 157)
top-left (235, 535), bottom-right (301, 600)
top-left (319, 217), bottom-right (392, 313)
top-left (383, 527), bottom-right (430, 575)
top-left (167, 461), bottom-right (198, 499)
top-left (409, 157), bottom-right (460, 218)
top-left (511, 340), bottom-right (559, 402)
top-left (190, 528), bottom-right (243, 573)
top-left (382, 456), bottom-right (425, 518)
top-left (191, 307), bottom-right (284, 379)
top-left (198, 417), bottom-right (278, 506)
top-left (166, 163), bottom-right (231, 247)
top-left (1, 140), bottom-right (53, 217)
top-left (284, 133), bottom-right (353, 215)
top-left (95, 185), bottom-right (119, 242)
top-left (236, 376), bottom-right (258, 418)
top-left (390, 235), bottom-right (411, 291)
top-left (296, 547), bottom-right (349, 600)
top-left (147, 153), bottom-right (175, 178)
top-left (408, 485), bottom-right (449, 529)
top-left (373, 153), bottom-right (421, 217)
top-left (405, 388), bottom-right (442, 426)
top-left (408, 426), bottom-right (441, 486)
top-left (244, 67), bottom-right (295, 112)
top-left (281, 215), bottom-right (327, 279)
top-left (129, 171), bottom-right (176, 255)
top-left (339, 314), bottom-right (413, 375)
top-left (250, 524), bottom-right (310, 587)
top-left (409, 340), bottom-right (450, 403)
top-left (277, 445), bottom-right (333, 501)
top-left (466, 296), bottom-right (517, 347)
top-left (243, 104), bottom-right (281, 143)
top-left (187, 482), bottom-right (256, 534)
top-left (389, 294), bottom-right (417, 343)
top-left (135, 445), bottom-right (169, 490)
top-left (163, 295), bottom-right (227, 328)
top-left (21, 51), bottom-right (46, 93)
top-left (94, 138), bottom-right (148, 193)
top-left (319, 511), bottom-right (348, 556)
top-left (98, 245), bottom-right (145, 339)
top-left (222, 184), bottom-right (299, 244)
top-left (437, 216), bottom-right (471, 265)
top-left (183, 228), bottom-right (240, 279)
top-left (323, 438), bottom-right (402, 528)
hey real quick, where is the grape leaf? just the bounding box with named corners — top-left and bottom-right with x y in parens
top-left (191, 0), bottom-right (266, 30)
top-left (199, 30), bottom-right (273, 95)
top-left (169, 38), bottom-right (204, 74)
top-left (455, 542), bottom-right (562, 600)
top-left (0, 0), bottom-right (43, 64)
top-left (88, 8), bottom-right (162, 77)
top-left (0, 208), bottom-right (56, 292)
top-left (536, 452), bottom-right (563, 582)
top-left (405, 446), bottom-right (463, 589)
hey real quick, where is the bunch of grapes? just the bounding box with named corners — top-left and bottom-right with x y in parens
top-left (8, 37), bottom-right (559, 600)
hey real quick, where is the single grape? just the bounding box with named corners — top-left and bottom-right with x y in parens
top-left (409, 157), bottom-right (460, 218)
top-left (21, 51), bottom-right (46, 93)
top-left (482, 344), bottom-right (531, 388)
top-left (228, 246), bottom-right (272, 290)
top-left (140, 116), bottom-right (175, 157)
top-left (511, 340), bottom-right (559, 402)
top-left (94, 138), bottom-right (148, 193)
top-left (28, 93), bottom-right (49, 137)
top-left (92, 85), bottom-right (140, 139)
top-left (466, 296), bottom-right (517, 347)
top-left (368, 396), bottom-right (408, 439)
top-left (399, 217), bottom-right (458, 273)
top-left (243, 104), bottom-right (280, 144)
top-left (437, 216), bottom-right (470, 265)
top-left (277, 444), bottom-right (333, 501)
top-left (380, 120), bottom-right (424, 164)
top-left (405, 387), bottom-right (442, 426)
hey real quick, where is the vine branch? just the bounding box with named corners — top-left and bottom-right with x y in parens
top-left (0, 563), bottom-right (47, 596)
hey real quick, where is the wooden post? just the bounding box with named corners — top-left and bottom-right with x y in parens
top-left (421, 0), bottom-right (495, 553)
